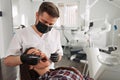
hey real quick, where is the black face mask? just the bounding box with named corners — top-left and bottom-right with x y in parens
top-left (35, 21), bottom-right (52, 33)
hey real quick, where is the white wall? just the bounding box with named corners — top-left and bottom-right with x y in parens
top-left (0, 0), bottom-right (16, 80)
top-left (0, 0), bottom-right (4, 58)
top-left (12, 0), bottom-right (34, 28)
top-left (32, 1), bottom-right (43, 23)
top-left (0, 0), bottom-right (13, 58)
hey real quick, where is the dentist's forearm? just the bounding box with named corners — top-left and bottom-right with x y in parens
top-left (4, 55), bottom-right (22, 66)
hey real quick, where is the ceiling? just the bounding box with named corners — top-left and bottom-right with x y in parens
top-left (31, 0), bottom-right (120, 8)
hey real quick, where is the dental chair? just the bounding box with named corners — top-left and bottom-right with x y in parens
top-left (61, 25), bottom-right (87, 65)
top-left (61, 25), bottom-right (89, 78)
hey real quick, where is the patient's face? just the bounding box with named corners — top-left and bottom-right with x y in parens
top-left (27, 48), bottom-right (51, 69)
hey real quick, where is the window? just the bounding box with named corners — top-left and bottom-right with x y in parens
top-left (55, 3), bottom-right (79, 28)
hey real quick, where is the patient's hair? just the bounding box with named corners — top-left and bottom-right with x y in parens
top-left (20, 64), bottom-right (39, 80)
top-left (20, 47), bottom-right (39, 80)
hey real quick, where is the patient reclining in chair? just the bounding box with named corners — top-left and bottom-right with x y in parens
top-left (20, 47), bottom-right (84, 80)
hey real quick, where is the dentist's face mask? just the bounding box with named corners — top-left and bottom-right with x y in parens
top-left (35, 21), bottom-right (52, 33)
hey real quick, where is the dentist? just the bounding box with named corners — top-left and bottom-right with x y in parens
top-left (4, 2), bottom-right (63, 69)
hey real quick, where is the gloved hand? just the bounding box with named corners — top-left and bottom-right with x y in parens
top-left (20, 54), bottom-right (41, 65)
top-left (50, 53), bottom-right (59, 62)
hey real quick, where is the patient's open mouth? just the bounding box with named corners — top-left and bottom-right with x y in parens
top-left (41, 57), bottom-right (47, 62)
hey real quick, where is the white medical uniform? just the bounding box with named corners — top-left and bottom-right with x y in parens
top-left (5, 26), bottom-right (63, 69)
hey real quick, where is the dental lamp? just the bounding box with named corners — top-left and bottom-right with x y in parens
top-left (86, 18), bottom-right (111, 35)
top-left (84, 17), bottom-right (112, 47)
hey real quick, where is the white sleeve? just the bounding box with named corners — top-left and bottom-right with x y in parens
top-left (4, 33), bottom-right (22, 57)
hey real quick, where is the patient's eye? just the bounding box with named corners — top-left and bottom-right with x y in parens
top-left (38, 49), bottom-right (41, 52)
top-left (30, 51), bottom-right (36, 54)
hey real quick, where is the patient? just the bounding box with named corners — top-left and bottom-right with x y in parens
top-left (20, 47), bottom-right (84, 80)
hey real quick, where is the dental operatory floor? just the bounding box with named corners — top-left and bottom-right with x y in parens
top-left (55, 48), bottom-right (85, 73)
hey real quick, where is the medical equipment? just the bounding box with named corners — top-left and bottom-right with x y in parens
top-left (84, 47), bottom-right (120, 80)
top-left (84, 17), bottom-right (111, 47)
top-left (97, 52), bottom-right (120, 66)
top-left (99, 47), bottom-right (117, 54)
top-left (61, 25), bottom-right (83, 49)
top-left (80, 0), bottom-right (99, 32)
top-left (111, 18), bottom-right (120, 47)
top-left (86, 17), bottom-right (111, 35)
top-left (61, 25), bottom-right (88, 73)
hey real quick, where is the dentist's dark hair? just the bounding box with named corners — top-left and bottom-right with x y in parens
top-left (38, 2), bottom-right (59, 18)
